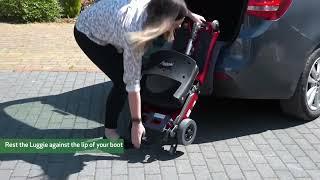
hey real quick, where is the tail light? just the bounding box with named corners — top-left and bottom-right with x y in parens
top-left (247, 0), bottom-right (292, 20)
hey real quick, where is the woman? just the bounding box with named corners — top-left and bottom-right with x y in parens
top-left (74, 0), bottom-right (205, 149)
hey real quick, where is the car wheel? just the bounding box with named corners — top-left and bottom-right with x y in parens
top-left (280, 48), bottom-right (320, 121)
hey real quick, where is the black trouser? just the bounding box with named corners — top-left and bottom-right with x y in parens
top-left (74, 27), bottom-right (127, 129)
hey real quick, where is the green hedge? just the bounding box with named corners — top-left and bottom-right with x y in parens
top-left (60, 0), bottom-right (81, 18)
top-left (0, 0), bottom-right (62, 23)
top-left (0, 0), bottom-right (82, 22)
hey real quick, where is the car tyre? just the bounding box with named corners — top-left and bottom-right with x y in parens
top-left (280, 48), bottom-right (320, 121)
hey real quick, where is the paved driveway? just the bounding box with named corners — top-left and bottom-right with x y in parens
top-left (1, 71), bottom-right (320, 180)
top-left (1, 22), bottom-right (320, 180)
top-left (0, 23), bottom-right (97, 72)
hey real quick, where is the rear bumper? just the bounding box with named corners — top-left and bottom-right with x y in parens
top-left (212, 17), bottom-right (315, 99)
top-left (213, 71), bottom-right (296, 99)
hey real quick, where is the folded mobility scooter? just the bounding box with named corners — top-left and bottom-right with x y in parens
top-left (140, 19), bottom-right (220, 154)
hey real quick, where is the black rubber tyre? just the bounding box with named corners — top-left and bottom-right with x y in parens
top-left (280, 48), bottom-right (320, 121)
top-left (177, 118), bottom-right (197, 145)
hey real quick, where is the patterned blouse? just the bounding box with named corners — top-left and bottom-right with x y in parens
top-left (75, 0), bottom-right (150, 92)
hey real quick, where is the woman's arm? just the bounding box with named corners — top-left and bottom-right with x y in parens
top-left (128, 91), bottom-right (145, 149)
top-left (122, 43), bottom-right (145, 149)
top-left (128, 91), bottom-right (141, 120)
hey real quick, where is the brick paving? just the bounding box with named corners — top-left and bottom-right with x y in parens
top-left (1, 22), bottom-right (320, 180)
top-left (0, 23), bottom-right (98, 72)
top-left (0, 71), bottom-right (320, 179)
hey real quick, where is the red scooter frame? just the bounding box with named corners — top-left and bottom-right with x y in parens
top-left (142, 20), bottom-right (220, 154)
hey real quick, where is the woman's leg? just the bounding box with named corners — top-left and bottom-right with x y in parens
top-left (74, 27), bottom-right (127, 137)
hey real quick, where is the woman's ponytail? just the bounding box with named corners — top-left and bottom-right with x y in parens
top-left (127, 18), bottom-right (173, 50)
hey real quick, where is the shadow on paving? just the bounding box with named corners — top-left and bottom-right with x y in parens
top-left (0, 82), bottom-right (306, 179)
top-left (192, 97), bottom-right (306, 144)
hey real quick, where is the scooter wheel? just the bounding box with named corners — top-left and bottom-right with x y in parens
top-left (177, 118), bottom-right (197, 145)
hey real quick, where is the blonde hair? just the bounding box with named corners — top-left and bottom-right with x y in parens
top-left (127, 18), bottom-right (175, 50)
top-left (127, 0), bottom-right (188, 51)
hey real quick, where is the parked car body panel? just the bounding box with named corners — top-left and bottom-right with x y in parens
top-left (213, 0), bottom-right (320, 99)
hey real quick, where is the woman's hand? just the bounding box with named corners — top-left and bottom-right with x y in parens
top-left (131, 121), bottom-right (145, 149)
top-left (187, 10), bottom-right (206, 24)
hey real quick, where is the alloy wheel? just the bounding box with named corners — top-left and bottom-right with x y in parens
top-left (306, 57), bottom-right (320, 110)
